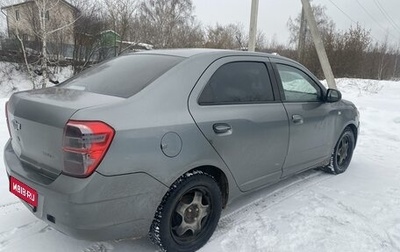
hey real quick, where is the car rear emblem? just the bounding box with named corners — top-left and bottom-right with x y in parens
top-left (12, 120), bottom-right (21, 131)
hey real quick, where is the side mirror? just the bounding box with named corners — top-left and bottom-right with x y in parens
top-left (326, 89), bottom-right (342, 102)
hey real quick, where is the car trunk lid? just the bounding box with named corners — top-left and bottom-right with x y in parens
top-left (6, 87), bottom-right (123, 178)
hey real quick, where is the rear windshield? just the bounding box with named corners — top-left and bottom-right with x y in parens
top-left (59, 54), bottom-right (184, 98)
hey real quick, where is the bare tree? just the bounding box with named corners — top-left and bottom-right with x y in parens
top-left (288, 4), bottom-right (335, 46)
top-left (377, 34), bottom-right (389, 80)
top-left (203, 22), bottom-right (268, 50)
top-left (287, 3), bottom-right (336, 77)
top-left (1, 0), bottom-right (37, 88)
top-left (2, 0), bottom-right (82, 88)
top-left (104, 0), bottom-right (137, 54)
top-left (255, 30), bottom-right (266, 50)
top-left (137, 0), bottom-right (200, 48)
top-left (32, 0), bottom-right (80, 88)
top-left (69, 0), bottom-right (106, 73)
top-left (205, 23), bottom-right (241, 49)
top-left (339, 24), bottom-right (370, 77)
top-left (392, 44), bottom-right (399, 79)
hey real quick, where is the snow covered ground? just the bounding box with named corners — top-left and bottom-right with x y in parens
top-left (0, 62), bottom-right (72, 97)
top-left (0, 67), bottom-right (399, 251)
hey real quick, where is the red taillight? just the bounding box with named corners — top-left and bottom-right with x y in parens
top-left (62, 120), bottom-right (115, 177)
top-left (5, 102), bottom-right (11, 137)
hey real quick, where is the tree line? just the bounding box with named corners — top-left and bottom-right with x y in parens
top-left (286, 4), bottom-right (400, 80)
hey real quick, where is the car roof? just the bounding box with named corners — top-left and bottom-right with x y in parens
top-left (133, 48), bottom-right (290, 61)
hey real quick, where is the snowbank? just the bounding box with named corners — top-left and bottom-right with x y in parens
top-left (0, 62), bottom-right (73, 98)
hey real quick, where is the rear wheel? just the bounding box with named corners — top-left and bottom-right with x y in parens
top-left (322, 128), bottom-right (355, 174)
top-left (149, 171), bottom-right (222, 252)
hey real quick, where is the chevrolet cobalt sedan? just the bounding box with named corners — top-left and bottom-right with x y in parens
top-left (5, 49), bottom-right (359, 251)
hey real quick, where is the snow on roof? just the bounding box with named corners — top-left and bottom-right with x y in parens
top-left (117, 40), bottom-right (154, 50)
top-left (100, 30), bottom-right (120, 36)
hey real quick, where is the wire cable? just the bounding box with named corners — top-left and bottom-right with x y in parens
top-left (373, 0), bottom-right (400, 34)
top-left (355, 0), bottom-right (400, 40)
top-left (326, 0), bottom-right (357, 24)
top-left (326, 0), bottom-right (380, 42)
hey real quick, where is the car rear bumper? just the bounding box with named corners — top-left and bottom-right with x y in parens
top-left (4, 139), bottom-right (168, 241)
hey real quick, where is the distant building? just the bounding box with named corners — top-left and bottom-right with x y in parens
top-left (98, 30), bottom-right (154, 60)
top-left (98, 30), bottom-right (120, 60)
top-left (1, 0), bottom-right (79, 57)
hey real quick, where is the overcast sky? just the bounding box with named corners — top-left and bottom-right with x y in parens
top-left (193, 0), bottom-right (400, 45)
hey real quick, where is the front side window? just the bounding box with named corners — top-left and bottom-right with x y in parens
top-left (276, 64), bottom-right (321, 102)
top-left (15, 10), bottom-right (20, 21)
top-left (198, 62), bottom-right (274, 105)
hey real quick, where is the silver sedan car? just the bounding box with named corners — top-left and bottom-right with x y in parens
top-left (4, 49), bottom-right (359, 251)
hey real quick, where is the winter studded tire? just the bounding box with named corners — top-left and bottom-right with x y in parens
top-left (149, 171), bottom-right (222, 252)
top-left (323, 127), bottom-right (355, 174)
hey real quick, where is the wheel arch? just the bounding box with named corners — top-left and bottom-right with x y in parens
top-left (344, 123), bottom-right (358, 147)
top-left (187, 165), bottom-right (229, 208)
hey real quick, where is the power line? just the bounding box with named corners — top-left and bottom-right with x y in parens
top-left (355, 0), bottom-right (400, 41)
top-left (326, 0), bottom-right (357, 24)
top-left (373, 0), bottom-right (400, 35)
top-left (326, 0), bottom-right (380, 42)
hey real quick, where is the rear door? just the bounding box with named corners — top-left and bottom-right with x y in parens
top-left (271, 60), bottom-right (337, 177)
top-left (188, 56), bottom-right (289, 191)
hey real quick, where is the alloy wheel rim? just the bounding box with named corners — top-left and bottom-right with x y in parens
top-left (171, 188), bottom-right (211, 243)
top-left (336, 135), bottom-right (350, 167)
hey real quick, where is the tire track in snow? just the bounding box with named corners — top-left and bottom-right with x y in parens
top-left (81, 242), bottom-right (114, 252)
top-left (0, 202), bottom-right (24, 217)
top-left (308, 190), bottom-right (399, 251)
top-left (0, 201), bottom-right (20, 208)
top-left (0, 220), bottom-right (42, 249)
top-left (0, 203), bottom-right (53, 251)
top-left (213, 170), bottom-right (333, 239)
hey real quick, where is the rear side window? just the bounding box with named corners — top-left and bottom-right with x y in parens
top-left (59, 54), bottom-right (183, 98)
top-left (198, 62), bottom-right (274, 105)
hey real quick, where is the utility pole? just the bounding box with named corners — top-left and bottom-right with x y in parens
top-left (248, 0), bottom-right (259, 52)
top-left (301, 0), bottom-right (337, 89)
top-left (297, 7), bottom-right (307, 62)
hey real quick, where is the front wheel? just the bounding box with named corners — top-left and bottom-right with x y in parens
top-left (323, 128), bottom-right (355, 174)
top-left (149, 171), bottom-right (222, 252)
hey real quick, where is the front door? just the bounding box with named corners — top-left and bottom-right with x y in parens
top-left (273, 62), bottom-right (336, 177)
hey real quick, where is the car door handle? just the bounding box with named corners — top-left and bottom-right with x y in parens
top-left (292, 114), bottom-right (304, 125)
top-left (213, 123), bottom-right (232, 134)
